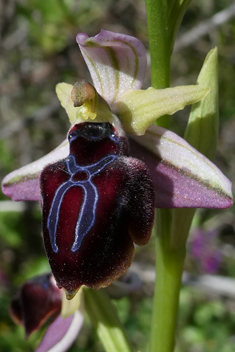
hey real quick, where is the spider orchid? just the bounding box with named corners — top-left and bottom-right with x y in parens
top-left (2, 30), bottom-right (233, 302)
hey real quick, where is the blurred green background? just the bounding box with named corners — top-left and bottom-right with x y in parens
top-left (0, 0), bottom-right (235, 351)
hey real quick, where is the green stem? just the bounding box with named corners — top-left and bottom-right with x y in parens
top-left (145, 2), bottom-right (196, 351)
top-left (145, 2), bottom-right (188, 351)
top-left (84, 289), bottom-right (134, 352)
top-left (145, 0), bottom-right (170, 128)
top-left (150, 209), bottom-right (186, 352)
top-left (145, 0), bottom-right (170, 89)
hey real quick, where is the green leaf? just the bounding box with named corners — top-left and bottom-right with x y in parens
top-left (168, 0), bottom-right (192, 48)
top-left (171, 49), bottom-right (219, 248)
top-left (84, 289), bottom-right (134, 352)
top-left (184, 48), bottom-right (219, 161)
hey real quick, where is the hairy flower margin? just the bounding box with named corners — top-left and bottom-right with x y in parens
top-left (1, 30), bottom-right (233, 351)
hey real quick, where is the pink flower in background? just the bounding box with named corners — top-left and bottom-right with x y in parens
top-left (191, 229), bottom-right (222, 274)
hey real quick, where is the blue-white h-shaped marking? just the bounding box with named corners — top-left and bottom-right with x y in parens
top-left (47, 154), bottom-right (117, 253)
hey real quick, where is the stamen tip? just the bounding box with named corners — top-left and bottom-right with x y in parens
top-left (71, 80), bottom-right (95, 107)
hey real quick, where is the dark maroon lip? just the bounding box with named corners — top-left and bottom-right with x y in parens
top-left (40, 120), bottom-right (154, 295)
top-left (68, 122), bottom-right (118, 143)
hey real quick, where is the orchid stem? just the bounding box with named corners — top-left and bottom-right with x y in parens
top-left (145, 1), bottom-right (188, 352)
top-left (145, 0), bottom-right (170, 89)
top-left (145, 0), bottom-right (170, 129)
top-left (150, 209), bottom-right (186, 352)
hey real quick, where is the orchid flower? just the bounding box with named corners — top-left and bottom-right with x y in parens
top-left (1, 30), bottom-right (233, 300)
top-left (10, 273), bottom-right (84, 352)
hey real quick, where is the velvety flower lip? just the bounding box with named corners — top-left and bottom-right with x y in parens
top-left (40, 121), bottom-right (155, 298)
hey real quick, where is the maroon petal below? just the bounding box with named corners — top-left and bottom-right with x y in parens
top-left (10, 274), bottom-right (62, 337)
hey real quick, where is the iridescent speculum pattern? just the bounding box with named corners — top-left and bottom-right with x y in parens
top-left (48, 153), bottom-right (118, 253)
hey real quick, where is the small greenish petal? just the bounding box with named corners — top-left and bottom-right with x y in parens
top-left (61, 287), bottom-right (84, 318)
top-left (56, 82), bottom-right (115, 125)
top-left (56, 83), bottom-right (78, 125)
top-left (184, 48), bottom-right (219, 161)
top-left (115, 85), bottom-right (209, 135)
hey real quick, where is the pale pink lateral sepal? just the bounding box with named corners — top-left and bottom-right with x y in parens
top-left (130, 124), bottom-right (233, 209)
top-left (36, 310), bottom-right (84, 352)
top-left (76, 30), bottom-right (146, 108)
top-left (1, 140), bottom-right (69, 201)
